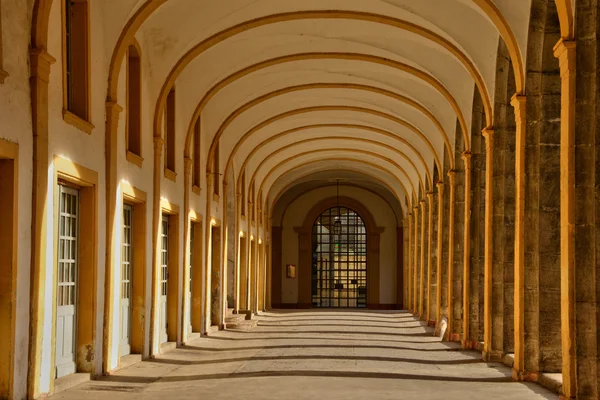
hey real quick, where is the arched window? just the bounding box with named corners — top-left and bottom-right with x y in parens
top-left (0, 1), bottom-right (7, 84)
top-left (192, 118), bottom-right (201, 189)
top-left (63, 0), bottom-right (92, 131)
top-left (126, 43), bottom-right (142, 162)
top-left (311, 207), bottom-right (367, 308)
top-left (164, 88), bottom-right (176, 179)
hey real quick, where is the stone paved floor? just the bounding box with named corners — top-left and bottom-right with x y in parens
top-left (53, 310), bottom-right (557, 400)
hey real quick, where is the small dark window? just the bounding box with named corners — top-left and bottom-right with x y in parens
top-left (193, 118), bottom-right (201, 187)
top-left (127, 44), bottom-right (142, 157)
top-left (64, 0), bottom-right (89, 120)
top-left (240, 170), bottom-right (246, 216)
top-left (212, 144), bottom-right (219, 196)
top-left (165, 89), bottom-right (176, 173)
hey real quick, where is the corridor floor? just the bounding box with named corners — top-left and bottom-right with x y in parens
top-left (53, 310), bottom-right (556, 400)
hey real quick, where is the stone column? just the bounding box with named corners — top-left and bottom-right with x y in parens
top-left (436, 182), bottom-right (444, 324)
top-left (297, 229), bottom-right (311, 308)
top-left (271, 227), bottom-right (282, 307)
top-left (150, 136), bottom-right (164, 355)
top-left (413, 206), bottom-right (419, 313)
top-left (462, 151), bottom-right (472, 346)
top-left (482, 128), bottom-right (495, 358)
top-left (182, 157), bottom-right (193, 342)
top-left (446, 170), bottom-right (456, 340)
top-left (419, 200), bottom-right (426, 318)
top-left (397, 226), bottom-right (404, 309)
top-left (28, 47), bottom-right (55, 399)
top-left (511, 94), bottom-right (527, 379)
top-left (404, 213), bottom-right (412, 310)
top-left (426, 192), bottom-right (434, 323)
top-left (553, 38), bottom-right (576, 398)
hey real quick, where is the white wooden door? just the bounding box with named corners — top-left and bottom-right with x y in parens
top-left (119, 204), bottom-right (133, 356)
top-left (187, 226), bottom-right (193, 335)
top-left (55, 186), bottom-right (79, 378)
top-left (160, 216), bottom-right (168, 344)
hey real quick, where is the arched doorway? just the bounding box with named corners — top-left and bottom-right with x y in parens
top-left (311, 207), bottom-right (367, 308)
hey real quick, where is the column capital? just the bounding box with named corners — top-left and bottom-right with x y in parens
top-left (184, 157), bottom-right (193, 182)
top-left (461, 151), bottom-right (472, 169)
top-left (435, 181), bottom-right (444, 190)
top-left (153, 136), bottom-right (164, 153)
top-left (447, 169), bottom-right (456, 185)
top-left (553, 39), bottom-right (576, 75)
top-left (105, 100), bottom-right (123, 116)
top-left (481, 127), bottom-right (494, 140)
top-left (510, 94), bottom-right (527, 123)
top-left (482, 128), bottom-right (494, 152)
top-left (29, 47), bottom-right (56, 83)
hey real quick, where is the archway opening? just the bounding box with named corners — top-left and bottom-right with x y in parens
top-left (311, 207), bottom-right (367, 308)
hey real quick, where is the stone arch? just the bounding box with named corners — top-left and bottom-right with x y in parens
top-left (293, 196), bottom-right (385, 308)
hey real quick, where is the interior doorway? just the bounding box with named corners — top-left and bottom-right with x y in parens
top-left (0, 148), bottom-right (17, 398)
top-left (311, 207), bottom-right (367, 308)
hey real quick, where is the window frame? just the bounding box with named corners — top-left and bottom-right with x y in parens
top-left (126, 41), bottom-right (143, 166)
top-left (61, 0), bottom-right (93, 133)
top-left (164, 88), bottom-right (176, 181)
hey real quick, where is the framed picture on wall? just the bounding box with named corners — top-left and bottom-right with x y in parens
top-left (286, 264), bottom-right (296, 279)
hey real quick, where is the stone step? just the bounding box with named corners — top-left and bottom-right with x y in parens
top-left (226, 319), bottom-right (258, 331)
top-left (224, 314), bottom-right (246, 324)
top-left (227, 308), bottom-right (235, 316)
top-left (205, 325), bottom-right (220, 336)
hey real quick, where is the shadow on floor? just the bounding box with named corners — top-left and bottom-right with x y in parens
top-left (149, 354), bottom-right (486, 366)
top-left (98, 369), bottom-right (515, 385)
top-left (178, 343), bottom-right (465, 353)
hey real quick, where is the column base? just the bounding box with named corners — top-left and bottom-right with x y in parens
top-left (461, 339), bottom-right (480, 350)
top-left (512, 368), bottom-right (538, 382)
top-left (449, 332), bottom-right (461, 342)
top-left (482, 350), bottom-right (504, 363)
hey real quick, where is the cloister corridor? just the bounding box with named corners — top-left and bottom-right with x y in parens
top-left (3, 0), bottom-right (600, 399)
top-left (51, 311), bottom-right (556, 400)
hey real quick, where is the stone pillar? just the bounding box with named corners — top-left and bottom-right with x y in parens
top-left (397, 226), bottom-right (404, 309)
top-left (271, 227), bottom-right (282, 307)
top-left (150, 136), bottom-right (164, 355)
top-left (413, 206), bottom-right (419, 313)
top-left (419, 200), bottom-right (426, 319)
top-left (522, 7), bottom-right (563, 380)
top-left (182, 157), bottom-right (193, 342)
top-left (426, 192), bottom-right (434, 323)
top-left (435, 182), bottom-right (444, 324)
top-left (462, 151), bottom-right (472, 346)
top-left (407, 213), bottom-right (413, 311)
top-left (451, 147), bottom-right (465, 342)
top-left (482, 128), bottom-right (495, 358)
top-left (297, 229), bottom-right (311, 308)
top-left (511, 94), bottom-right (527, 379)
top-left (446, 170), bottom-right (456, 340)
top-left (567, 4), bottom-right (600, 395)
top-left (28, 47), bottom-right (55, 399)
top-left (553, 38), bottom-right (577, 398)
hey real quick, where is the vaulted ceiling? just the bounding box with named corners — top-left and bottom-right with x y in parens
top-left (104, 0), bottom-right (533, 215)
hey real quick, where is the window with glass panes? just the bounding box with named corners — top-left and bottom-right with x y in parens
top-left (311, 207), bottom-right (367, 308)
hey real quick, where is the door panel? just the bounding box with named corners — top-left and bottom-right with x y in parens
top-left (119, 204), bottom-right (133, 356)
top-left (187, 226), bottom-right (193, 335)
top-left (55, 187), bottom-right (79, 378)
top-left (160, 216), bottom-right (168, 344)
